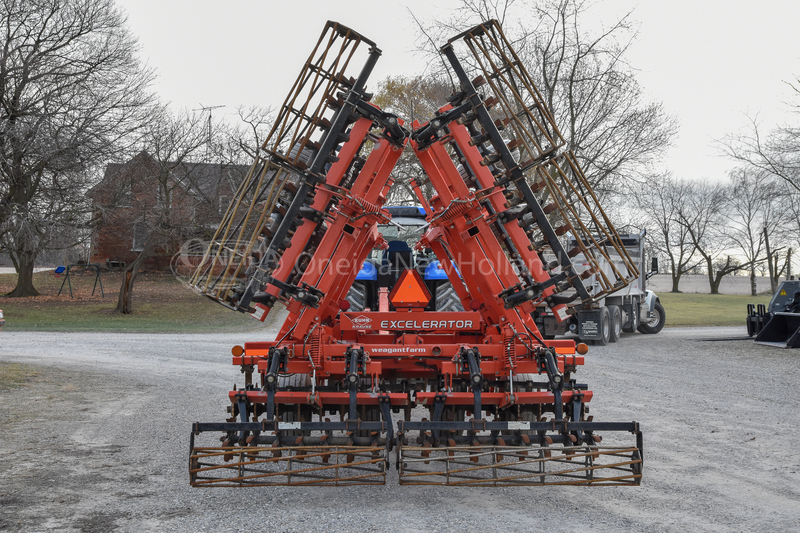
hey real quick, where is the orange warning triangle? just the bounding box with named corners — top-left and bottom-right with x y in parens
top-left (389, 269), bottom-right (431, 308)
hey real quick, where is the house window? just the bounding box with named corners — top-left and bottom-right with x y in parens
top-left (132, 221), bottom-right (148, 252)
top-left (118, 180), bottom-right (133, 207)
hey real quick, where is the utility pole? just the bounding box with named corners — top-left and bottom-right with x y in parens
top-left (788, 248), bottom-right (793, 280)
top-left (764, 225), bottom-right (777, 293)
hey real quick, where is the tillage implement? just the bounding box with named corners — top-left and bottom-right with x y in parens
top-left (188, 20), bottom-right (643, 486)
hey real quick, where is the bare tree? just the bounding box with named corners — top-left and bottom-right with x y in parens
top-left (636, 173), bottom-right (700, 292)
top-left (227, 105), bottom-right (275, 162)
top-left (722, 168), bottom-right (782, 295)
top-left (111, 108), bottom-right (214, 313)
top-left (780, 190), bottom-right (800, 276)
top-left (723, 78), bottom-right (800, 193)
top-left (722, 74), bottom-right (800, 291)
top-left (0, 0), bottom-right (155, 296)
top-left (372, 75), bottom-right (453, 204)
top-left (762, 223), bottom-right (792, 294)
top-left (676, 181), bottom-right (748, 294)
top-left (414, 0), bottom-right (677, 195)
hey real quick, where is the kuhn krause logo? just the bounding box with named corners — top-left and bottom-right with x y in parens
top-left (349, 315), bottom-right (373, 329)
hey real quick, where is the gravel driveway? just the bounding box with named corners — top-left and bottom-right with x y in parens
top-left (1, 326), bottom-right (799, 532)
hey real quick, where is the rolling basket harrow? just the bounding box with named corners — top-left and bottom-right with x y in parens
top-left (189, 20), bottom-right (643, 487)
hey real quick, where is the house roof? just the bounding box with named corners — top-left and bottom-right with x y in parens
top-left (172, 160), bottom-right (249, 199)
top-left (87, 151), bottom-right (249, 200)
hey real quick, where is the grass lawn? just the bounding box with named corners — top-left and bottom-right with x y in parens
top-left (0, 270), bottom-right (263, 333)
top-left (659, 292), bottom-right (771, 327)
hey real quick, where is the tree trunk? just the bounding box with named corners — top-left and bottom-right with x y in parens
top-left (772, 248), bottom-right (791, 288)
top-left (708, 256), bottom-right (734, 295)
top-left (5, 252), bottom-right (40, 297)
top-left (115, 236), bottom-right (157, 314)
top-left (670, 272), bottom-right (682, 293)
top-left (709, 278), bottom-right (721, 294)
top-left (706, 259), bottom-right (717, 294)
top-left (710, 267), bottom-right (727, 295)
top-left (750, 269), bottom-right (757, 297)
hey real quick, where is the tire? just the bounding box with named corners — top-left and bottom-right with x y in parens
top-left (519, 408), bottom-right (537, 435)
top-left (278, 373), bottom-right (311, 388)
top-left (278, 406), bottom-right (311, 437)
top-left (638, 301), bottom-right (666, 334)
top-left (594, 306), bottom-right (611, 346)
top-left (608, 305), bottom-right (622, 342)
top-left (622, 298), bottom-right (640, 333)
top-left (435, 281), bottom-right (464, 312)
top-left (499, 408), bottom-right (536, 436)
top-left (449, 408), bottom-right (466, 437)
top-left (355, 406), bottom-right (382, 438)
top-left (288, 143), bottom-right (316, 167)
top-left (345, 281), bottom-right (367, 312)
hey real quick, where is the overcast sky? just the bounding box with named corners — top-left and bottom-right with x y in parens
top-left (117, 0), bottom-right (800, 183)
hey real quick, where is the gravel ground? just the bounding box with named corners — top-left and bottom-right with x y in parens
top-left (1, 325), bottom-right (799, 532)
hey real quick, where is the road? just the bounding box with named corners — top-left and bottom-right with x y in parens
top-left (1, 327), bottom-right (799, 532)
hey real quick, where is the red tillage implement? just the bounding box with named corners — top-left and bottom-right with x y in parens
top-left (188, 20), bottom-right (642, 486)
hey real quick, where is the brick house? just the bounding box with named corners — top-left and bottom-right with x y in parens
top-left (87, 151), bottom-right (248, 270)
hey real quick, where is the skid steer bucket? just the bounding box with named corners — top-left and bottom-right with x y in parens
top-left (755, 312), bottom-right (800, 348)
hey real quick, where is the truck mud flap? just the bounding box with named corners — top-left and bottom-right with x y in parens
top-left (577, 309), bottom-right (602, 341)
top-left (396, 420), bottom-right (642, 486)
top-left (190, 421), bottom-right (389, 486)
top-left (755, 312), bottom-right (800, 348)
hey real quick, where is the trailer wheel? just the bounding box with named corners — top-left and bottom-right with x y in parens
top-left (608, 305), bottom-right (622, 342)
top-left (638, 301), bottom-right (665, 334)
top-left (594, 307), bottom-right (611, 346)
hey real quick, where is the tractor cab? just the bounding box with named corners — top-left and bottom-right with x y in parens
top-left (350, 206), bottom-right (463, 312)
